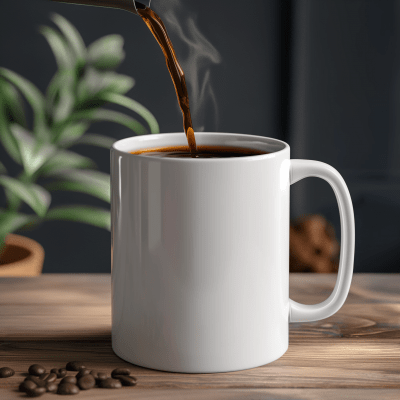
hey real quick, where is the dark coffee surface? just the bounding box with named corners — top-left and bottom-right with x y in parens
top-left (130, 145), bottom-right (267, 158)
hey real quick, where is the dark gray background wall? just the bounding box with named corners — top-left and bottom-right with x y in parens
top-left (289, 1), bottom-right (400, 273)
top-left (1, 0), bottom-right (399, 273)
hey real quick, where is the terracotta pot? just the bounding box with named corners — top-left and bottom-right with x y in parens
top-left (0, 234), bottom-right (44, 276)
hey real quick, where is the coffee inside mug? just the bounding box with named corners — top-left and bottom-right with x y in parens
top-left (130, 145), bottom-right (268, 158)
top-left (114, 133), bottom-right (288, 159)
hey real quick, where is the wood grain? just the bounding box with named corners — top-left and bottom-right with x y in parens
top-left (0, 274), bottom-right (399, 399)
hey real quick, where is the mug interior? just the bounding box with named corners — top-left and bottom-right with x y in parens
top-left (112, 133), bottom-right (288, 156)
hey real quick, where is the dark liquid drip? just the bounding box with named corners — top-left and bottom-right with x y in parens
top-left (136, 5), bottom-right (197, 155)
top-left (131, 145), bottom-right (268, 158)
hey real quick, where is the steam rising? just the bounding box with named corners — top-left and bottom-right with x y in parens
top-left (153, 0), bottom-right (221, 131)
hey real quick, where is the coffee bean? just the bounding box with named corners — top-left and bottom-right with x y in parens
top-left (114, 374), bottom-right (137, 386)
top-left (19, 379), bottom-right (37, 392)
top-left (77, 374), bottom-right (96, 390)
top-left (46, 382), bottom-right (58, 393)
top-left (25, 375), bottom-right (47, 387)
top-left (75, 368), bottom-right (91, 379)
top-left (66, 361), bottom-right (85, 371)
top-left (98, 377), bottom-right (122, 389)
top-left (58, 368), bottom-right (67, 378)
top-left (44, 372), bottom-right (57, 383)
top-left (57, 382), bottom-right (80, 395)
top-left (26, 386), bottom-right (46, 397)
top-left (89, 370), bottom-right (99, 378)
top-left (28, 364), bottom-right (46, 376)
top-left (111, 367), bottom-right (131, 378)
top-left (0, 366), bottom-right (15, 378)
top-left (60, 376), bottom-right (77, 385)
top-left (92, 371), bottom-right (108, 384)
top-left (51, 367), bottom-right (65, 378)
top-left (97, 372), bottom-right (108, 380)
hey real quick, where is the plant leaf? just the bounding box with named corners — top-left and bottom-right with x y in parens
top-left (76, 68), bottom-right (134, 103)
top-left (2, 171), bottom-right (24, 210)
top-left (0, 176), bottom-right (51, 217)
top-left (38, 149), bottom-right (96, 176)
top-left (0, 77), bottom-right (27, 127)
top-left (0, 211), bottom-right (36, 237)
top-left (72, 108), bottom-right (147, 135)
top-left (56, 121), bottom-right (90, 146)
top-left (0, 160), bottom-right (6, 174)
top-left (45, 73), bottom-right (60, 120)
top-left (52, 72), bottom-right (75, 124)
top-left (0, 68), bottom-right (49, 141)
top-left (104, 73), bottom-right (134, 94)
top-left (45, 205), bottom-right (110, 230)
top-left (4, 187), bottom-right (21, 211)
top-left (45, 70), bottom-right (75, 125)
top-left (87, 34), bottom-right (125, 70)
top-left (39, 25), bottom-right (74, 70)
top-left (50, 13), bottom-right (86, 62)
top-left (0, 97), bottom-right (21, 163)
top-left (10, 124), bottom-right (56, 176)
top-left (74, 133), bottom-right (116, 149)
top-left (0, 113), bottom-right (21, 164)
top-left (42, 17), bottom-right (83, 122)
top-left (100, 93), bottom-right (159, 134)
top-left (45, 169), bottom-right (110, 203)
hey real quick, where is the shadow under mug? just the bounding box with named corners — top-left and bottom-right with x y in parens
top-left (110, 132), bottom-right (355, 373)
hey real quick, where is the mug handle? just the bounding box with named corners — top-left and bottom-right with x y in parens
top-left (289, 160), bottom-right (355, 323)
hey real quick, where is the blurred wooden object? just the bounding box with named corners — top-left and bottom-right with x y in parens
top-left (290, 215), bottom-right (339, 273)
top-left (0, 274), bottom-right (399, 399)
top-left (0, 234), bottom-right (44, 276)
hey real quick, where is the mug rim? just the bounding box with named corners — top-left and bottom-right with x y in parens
top-left (111, 132), bottom-right (290, 162)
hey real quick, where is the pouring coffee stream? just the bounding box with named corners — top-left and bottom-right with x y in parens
top-left (51, 0), bottom-right (197, 155)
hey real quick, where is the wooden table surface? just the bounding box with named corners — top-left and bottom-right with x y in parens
top-left (0, 273), bottom-right (399, 399)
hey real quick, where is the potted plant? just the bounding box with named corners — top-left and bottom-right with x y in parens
top-left (0, 13), bottom-right (159, 276)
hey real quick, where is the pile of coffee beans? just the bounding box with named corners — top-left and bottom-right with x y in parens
top-left (0, 362), bottom-right (137, 397)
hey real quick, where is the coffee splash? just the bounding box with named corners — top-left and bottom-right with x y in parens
top-left (136, 4), bottom-right (197, 154)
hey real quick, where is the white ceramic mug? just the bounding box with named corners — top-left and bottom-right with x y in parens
top-left (111, 132), bottom-right (355, 373)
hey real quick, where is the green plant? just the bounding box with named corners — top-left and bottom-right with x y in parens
top-left (0, 13), bottom-right (159, 257)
